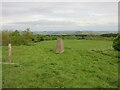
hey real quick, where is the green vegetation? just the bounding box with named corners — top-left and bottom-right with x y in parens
top-left (2, 40), bottom-right (118, 88)
top-left (113, 34), bottom-right (120, 51)
top-left (1, 29), bottom-right (119, 88)
top-left (2, 28), bottom-right (34, 46)
top-left (1, 29), bottom-right (118, 46)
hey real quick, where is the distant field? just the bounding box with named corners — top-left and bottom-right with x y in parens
top-left (2, 40), bottom-right (118, 88)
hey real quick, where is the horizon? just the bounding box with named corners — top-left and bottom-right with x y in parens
top-left (0, 29), bottom-right (118, 32)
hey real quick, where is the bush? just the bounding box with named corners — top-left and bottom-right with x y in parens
top-left (113, 34), bottom-right (120, 51)
top-left (2, 31), bottom-right (11, 46)
top-left (2, 28), bottom-right (34, 46)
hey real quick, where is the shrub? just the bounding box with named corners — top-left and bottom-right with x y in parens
top-left (2, 28), bottom-right (35, 46)
top-left (113, 34), bottom-right (120, 51)
top-left (2, 31), bottom-right (11, 46)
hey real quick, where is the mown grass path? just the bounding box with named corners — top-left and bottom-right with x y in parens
top-left (2, 40), bottom-right (118, 88)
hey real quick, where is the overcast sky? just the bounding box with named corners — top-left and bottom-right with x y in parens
top-left (1, 2), bottom-right (118, 31)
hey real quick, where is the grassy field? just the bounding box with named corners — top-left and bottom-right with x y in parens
top-left (2, 40), bottom-right (118, 88)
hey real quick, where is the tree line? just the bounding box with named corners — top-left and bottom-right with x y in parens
top-left (1, 28), bottom-right (119, 50)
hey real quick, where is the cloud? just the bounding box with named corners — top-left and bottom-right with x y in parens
top-left (1, 2), bottom-right (118, 31)
top-left (12, 19), bottom-right (76, 26)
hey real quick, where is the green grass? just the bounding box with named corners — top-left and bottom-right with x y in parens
top-left (0, 46), bottom-right (2, 89)
top-left (2, 40), bottom-right (118, 88)
top-left (91, 48), bottom-right (119, 58)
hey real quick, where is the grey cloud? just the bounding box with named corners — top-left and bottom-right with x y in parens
top-left (2, 23), bottom-right (117, 31)
top-left (2, 2), bottom-right (117, 17)
top-left (11, 20), bottom-right (76, 26)
top-left (2, 2), bottom-right (118, 31)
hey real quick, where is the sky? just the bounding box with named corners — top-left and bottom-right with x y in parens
top-left (1, 2), bottom-right (118, 31)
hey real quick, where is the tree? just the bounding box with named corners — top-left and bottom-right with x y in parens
top-left (2, 30), bottom-right (11, 46)
top-left (22, 28), bottom-right (34, 42)
top-left (113, 34), bottom-right (120, 51)
top-left (10, 30), bottom-right (20, 36)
